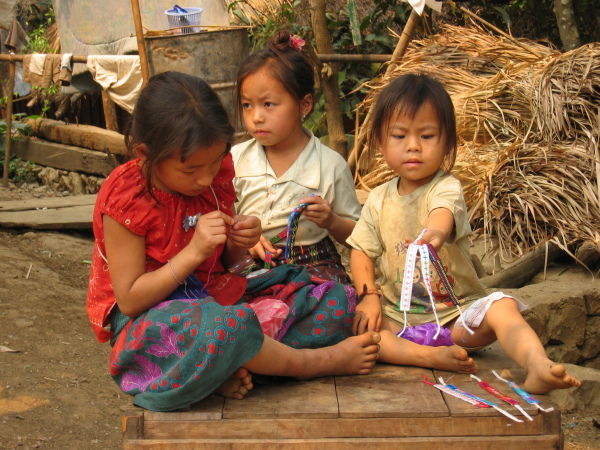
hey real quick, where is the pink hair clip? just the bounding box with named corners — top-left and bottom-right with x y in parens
top-left (289, 35), bottom-right (306, 52)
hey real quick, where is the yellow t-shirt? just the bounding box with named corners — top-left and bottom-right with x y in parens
top-left (347, 170), bottom-right (487, 326)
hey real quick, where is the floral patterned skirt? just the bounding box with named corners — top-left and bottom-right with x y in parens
top-left (108, 264), bottom-right (356, 411)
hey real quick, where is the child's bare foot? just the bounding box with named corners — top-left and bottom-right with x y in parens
top-left (298, 331), bottom-right (381, 379)
top-left (522, 362), bottom-right (582, 394)
top-left (215, 367), bottom-right (254, 399)
top-left (427, 345), bottom-right (477, 373)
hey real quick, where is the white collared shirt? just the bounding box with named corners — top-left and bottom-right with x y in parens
top-left (232, 130), bottom-right (361, 245)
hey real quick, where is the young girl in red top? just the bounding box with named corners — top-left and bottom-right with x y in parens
top-left (86, 72), bottom-right (380, 412)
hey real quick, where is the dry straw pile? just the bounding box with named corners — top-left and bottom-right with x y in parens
top-left (352, 24), bottom-right (600, 260)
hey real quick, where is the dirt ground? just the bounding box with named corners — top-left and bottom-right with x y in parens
top-left (0, 184), bottom-right (599, 449)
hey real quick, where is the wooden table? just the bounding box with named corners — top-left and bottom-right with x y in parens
top-left (121, 344), bottom-right (561, 449)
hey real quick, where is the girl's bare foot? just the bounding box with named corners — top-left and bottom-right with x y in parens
top-left (377, 330), bottom-right (476, 373)
top-left (427, 345), bottom-right (477, 373)
top-left (297, 331), bottom-right (381, 379)
top-left (215, 367), bottom-right (254, 399)
top-left (522, 362), bottom-right (582, 394)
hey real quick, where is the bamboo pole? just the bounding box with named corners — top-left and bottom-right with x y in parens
top-left (3, 54), bottom-right (16, 188)
top-left (0, 53), bottom-right (394, 64)
top-left (348, 8), bottom-right (421, 173)
top-left (130, 0), bottom-right (150, 85)
top-left (0, 55), bottom-right (88, 62)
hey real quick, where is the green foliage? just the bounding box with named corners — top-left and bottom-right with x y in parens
top-left (0, 113), bottom-right (33, 138)
top-left (0, 114), bottom-right (38, 186)
top-left (227, 0), bottom-right (310, 51)
top-left (0, 151), bottom-right (38, 185)
top-left (310, 1), bottom-right (407, 135)
top-left (23, 5), bottom-right (56, 54)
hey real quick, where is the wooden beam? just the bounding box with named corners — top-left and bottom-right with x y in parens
top-left (25, 118), bottom-right (127, 155)
top-left (101, 91), bottom-right (120, 132)
top-left (480, 242), bottom-right (565, 289)
top-left (11, 138), bottom-right (115, 176)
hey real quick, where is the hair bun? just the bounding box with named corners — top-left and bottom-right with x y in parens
top-left (269, 30), bottom-right (293, 53)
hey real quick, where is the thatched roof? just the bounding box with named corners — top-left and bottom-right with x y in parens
top-left (353, 24), bottom-right (600, 260)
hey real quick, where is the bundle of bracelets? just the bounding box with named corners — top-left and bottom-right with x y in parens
top-left (263, 194), bottom-right (319, 269)
top-left (471, 374), bottom-right (533, 421)
top-left (423, 375), bottom-right (523, 423)
top-left (398, 229), bottom-right (474, 340)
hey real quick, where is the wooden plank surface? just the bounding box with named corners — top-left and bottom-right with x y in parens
top-left (123, 434), bottom-right (562, 450)
top-left (0, 195), bottom-right (97, 212)
top-left (222, 377), bottom-right (339, 420)
top-left (336, 364), bottom-right (449, 418)
top-left (143, 394), bottom-right (225, 422)
top-left (124, 334), bottom-right (561, 448)
top-left (141, 415), bottom-right (553, 441)
top-left (0, 195), bottom-right (96, 229)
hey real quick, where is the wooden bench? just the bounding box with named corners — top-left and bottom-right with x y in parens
top-left (121, 343), bottom-right (562, 449)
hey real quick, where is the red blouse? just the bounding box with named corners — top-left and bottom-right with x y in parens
top-left (86, 154), bottom-right (247, 342)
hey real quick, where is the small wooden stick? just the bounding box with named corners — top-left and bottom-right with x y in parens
top-left (25, 263), bottom-right (33, 279)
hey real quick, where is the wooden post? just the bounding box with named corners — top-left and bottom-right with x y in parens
top-left (101, 91), bottom-right (120, 132)
top-left (130, 0), bottom-right (150, 86)
top-left (3, 54), bottom-right (16, 188)
top-left (309, 0), bottom-right (348, 158)
top-left (348, 8), bottom-right (421, 174)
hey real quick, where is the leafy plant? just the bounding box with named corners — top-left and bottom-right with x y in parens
top-left (0, 113), bottom-right (33, 138)
top-left (309, 1), bottom-right (407, 135)
top-left (228, 0), bottom-right (309, 51)
top-left (23, 5), bottom-right (56, 54)
top-left (0, 113), bottom-right (38, 185)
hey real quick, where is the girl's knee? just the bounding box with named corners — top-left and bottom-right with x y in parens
top-left (451, 325), bottom-right (496, 348)
top-left (488, 296), bottom-right (524, 317)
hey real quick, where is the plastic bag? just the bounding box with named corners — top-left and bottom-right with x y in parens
top-left (248, 298), bottom-right (290, 338)
top-left (398, 323), bottom-right (453, 347)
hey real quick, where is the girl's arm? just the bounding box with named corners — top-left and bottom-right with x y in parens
top-left (105, 211), bottom-right (233, 318)
top-left (417, 207), bottom-right (455, 251)
top-left (350, 248), bottom-right (382, 334)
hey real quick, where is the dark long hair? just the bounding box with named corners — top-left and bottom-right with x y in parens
top-left (124, 71), bottom-right (234, 199)
top-left (234, 30), bottom-right (315, 126)
top-left (369, 73), bottom-right (457, 172)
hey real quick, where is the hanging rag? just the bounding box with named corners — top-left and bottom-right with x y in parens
top-left (40, 54), bottom-right (62, 87)
top-left (2, 20), bottom-right (29, 53)
top-left (21, 54), bottom-right (63, 89)
top-left (86, 55), bottom-right (142, 113)
top-left (58, 53), bottom-right (73, 86)
top-left (22, 54), bottom-right (44, 87)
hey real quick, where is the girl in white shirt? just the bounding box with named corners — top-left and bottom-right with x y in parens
top-left (231, 30), bottom-right (361, 284)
